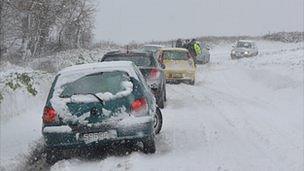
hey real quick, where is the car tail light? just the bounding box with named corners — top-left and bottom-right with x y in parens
top-left (149, 68), bottom-right (160, 79)
top-left (43, 107), bottom-right (57, 123)
top-left (131, 98), bottom-right (148, 116)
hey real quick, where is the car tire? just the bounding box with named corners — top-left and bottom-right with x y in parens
top-left (45, 148), bottom-right (63, 164)
top-left (124, 140), bottom-right (137, 151)
top-left (154, 107), bottom-right (163, 134)
top-left (164, 84), bottom-right (167, 102)
top-left (142, 136), bottom-right (156, 154)
top-left (189, 80), bottom-right (195, 85)
top-left (157, 90), bottom-right (165, 109)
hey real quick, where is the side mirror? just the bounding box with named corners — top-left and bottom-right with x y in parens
top-left (160, 63), bottom-right (166, 69)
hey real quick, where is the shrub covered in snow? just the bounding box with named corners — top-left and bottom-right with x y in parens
top-left (4, 73), bottom-right (37, 96)
top-left (27, 48), bottom-right (109, 73)
top-left (0, 64), bottom-right (53, 122)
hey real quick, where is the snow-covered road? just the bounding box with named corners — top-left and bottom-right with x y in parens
top-left (1, 41), bottom-right (303, 171)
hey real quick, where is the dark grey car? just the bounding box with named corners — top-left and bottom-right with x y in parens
top-left (100, 51), bottom-right (167, 109)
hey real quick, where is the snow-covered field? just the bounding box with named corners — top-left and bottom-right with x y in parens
top-left (0, 40), bottom-right (303, 171)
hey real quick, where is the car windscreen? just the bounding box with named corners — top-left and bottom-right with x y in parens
top-left (163, 51), bottom-right (188, 60)
top-left (103, 56), bottom-right (156, 67)
top-left (237, 42), bottom-right (252, 48)
top-left (60, 71), bottom-right (129, 98)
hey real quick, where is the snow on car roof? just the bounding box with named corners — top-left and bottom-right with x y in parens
top-left (238, 40), bottom-right (255, 43)
top-left (58, 61), bottom-right (138, 79)
top-left (161, 47), bottom-right (189, 52)
top-left (104, 51), bottom-right (147, 57)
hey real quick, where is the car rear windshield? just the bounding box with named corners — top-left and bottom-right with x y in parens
top-left (60, 71), bottom-right (129, 98)
top-left (237, 42), bottom-right (253, 48)
top-left (163, 51), bottom-right (188, 60)
top-left (103, 56), bottom-right (156, 67)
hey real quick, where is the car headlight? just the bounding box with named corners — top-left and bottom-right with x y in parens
top-left (231, 50), bottom-right (236, 54)
top-left (244, 51), bottom-right (249, 55)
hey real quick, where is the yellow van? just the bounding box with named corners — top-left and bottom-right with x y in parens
top-left (158, 48), bottom-right (196, 85)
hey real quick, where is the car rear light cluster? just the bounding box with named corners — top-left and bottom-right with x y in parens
top-left (43, 107), bottom-right (57, 123)
top-left (131, 98), bottom-right (148, 117)
top-left (149, 68), bottom-right (160, 79)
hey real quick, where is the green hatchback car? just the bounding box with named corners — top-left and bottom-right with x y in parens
top-left (42, 61), bottom-right (162, 163)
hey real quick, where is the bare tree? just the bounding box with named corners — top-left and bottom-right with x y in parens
top-left (1, 0), bottom-right (96, 63)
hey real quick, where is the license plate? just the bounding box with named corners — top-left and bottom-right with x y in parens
top-left (82, 130), bottom-right (117, 143)
top-left (173, 73), bottom-right (183, 78)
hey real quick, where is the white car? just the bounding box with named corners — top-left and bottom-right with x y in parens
top-left (231, 40), bottom-right (258, 59)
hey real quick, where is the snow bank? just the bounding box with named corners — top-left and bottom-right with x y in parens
top-left (0, 62), bottom-right (53, 170)
top-left (0, 62), bottom-right (53, 122)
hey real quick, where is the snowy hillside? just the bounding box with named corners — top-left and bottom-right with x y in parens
top-left (0, 41), bottom-right (303, 171)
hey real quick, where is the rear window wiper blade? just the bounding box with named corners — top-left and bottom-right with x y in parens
top-left (88, 93), bottom-right (104, 105)
top-left (62, 93), bottom-right (104, 105)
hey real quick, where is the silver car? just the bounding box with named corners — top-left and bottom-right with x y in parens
top-left (231, 40), bottom-right (258, 59)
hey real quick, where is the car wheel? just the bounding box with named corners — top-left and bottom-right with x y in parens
top-left (189, 80), bottom-right (195, 85)
top-left (153, 107), bottom-right (163, 134)
top-left (45, 148), bottom-right (63, 164)
top-left (124, 140), bottom-right (137, 151)
top-left (142, 136), bottom-right (156, 154)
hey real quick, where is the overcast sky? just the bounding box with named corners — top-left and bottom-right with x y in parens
top-left (94, 0), bottom-right (304, 44)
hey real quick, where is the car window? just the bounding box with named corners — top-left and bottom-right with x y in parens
top-left (103, 55), bottom-right (156, 67)
top-left (163, 51), bottom-right (188, 60)
top-left (60, 71), bottom-right (129, 98)
top-left (237, 42), bottom-right (253, 48)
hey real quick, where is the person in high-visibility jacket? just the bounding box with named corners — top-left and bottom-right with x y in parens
top-left (194, 41), bottom-right (202, 56)
top-left (188, 39), bottom-right (202, 65)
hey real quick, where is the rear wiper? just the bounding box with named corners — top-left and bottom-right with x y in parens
top-left (88, 93), bottom-right (104, 105)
